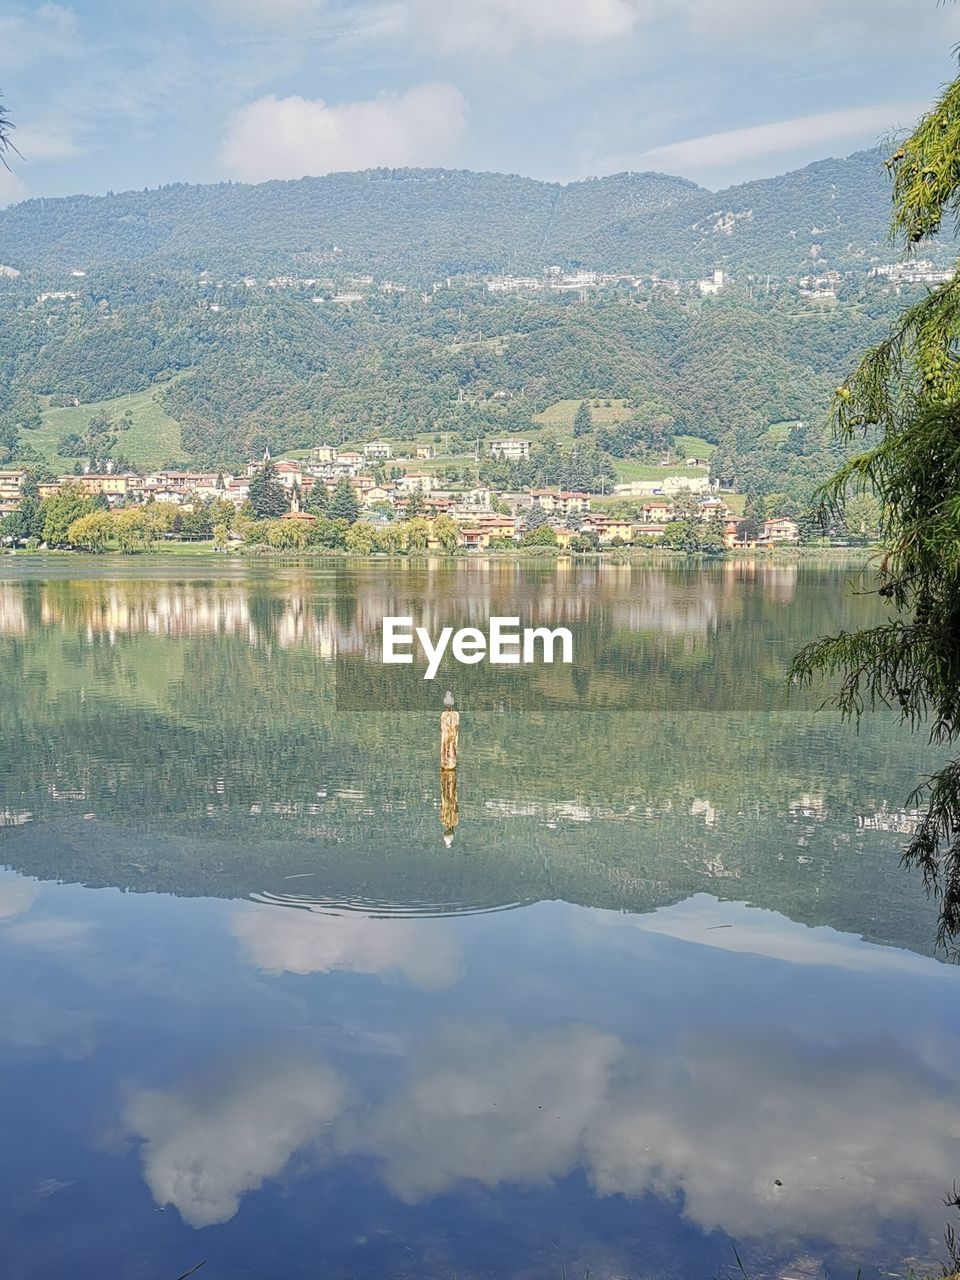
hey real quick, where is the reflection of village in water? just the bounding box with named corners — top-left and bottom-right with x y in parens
top-left (0, 560), bottom-right (802, 650)
top-left (0, 561), bottom-right (921, 846)
top-left (0, 559), bottom-right (938, 957)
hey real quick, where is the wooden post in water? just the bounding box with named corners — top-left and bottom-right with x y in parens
top-left (440, 692), bottom-right (460, 847)
top-left (440, 690), bottom-right (459, 770)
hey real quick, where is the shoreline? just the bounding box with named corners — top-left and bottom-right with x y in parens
top-left (0, 543), bottom-right (877, 565)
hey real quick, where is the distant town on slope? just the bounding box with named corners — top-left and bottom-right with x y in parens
top-left (0, 147), bottom-right (952, 528)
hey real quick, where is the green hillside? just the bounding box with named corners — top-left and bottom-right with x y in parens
top-left (19, 386), bottom-right (186, 470)
top-left (0, 147), bottom-right (938, 508)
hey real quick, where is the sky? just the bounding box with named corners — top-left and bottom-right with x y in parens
top-left (1, 0), bottom-right (960, 206)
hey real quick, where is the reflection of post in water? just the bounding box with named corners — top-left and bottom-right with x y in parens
top-left (440, 766), bottom-right (459, 847)
top-left (440, 691), bottom-right (460, 846)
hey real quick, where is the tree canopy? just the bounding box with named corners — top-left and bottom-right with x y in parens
top-left (791, 62), bottom-right (960, 948)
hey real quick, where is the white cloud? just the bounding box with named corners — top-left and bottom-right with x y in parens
top-left (398, 0), bottom-right (942, 55)
top-left (583, 1032), bottom-right (960, 1247)
top-left (119, 985), bottom-right (960, 1251)
top-left (0, 991), bottom-right (98, 1060)
top-left (0, 4), bottom-right (80, 71)
top-left (219, 82), bottom-right (466, 183)
top-left (634, 103), bottom-right (922, 173)
top-left (4, 918), bottom-right (95, 949)
top-left (677, 0), bottom-right (946, 42)
top-left (0, 878), bottom-right (38, 920)
top-left (12, 124), bottom-right (81, 162)
top-left (403, 0), bottom-right (643, 53)
top-left (125, 1055), bottom-right (347, 1227)
top-left (202, 0), bottom-right (325, 23)
top-left (232, 905), bottom-right (461, 989)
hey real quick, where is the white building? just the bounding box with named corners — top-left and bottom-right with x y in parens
top-left (613, 475), bottom-right (714, 498)
top-left (698, 269), bottom-right (726, 296)
top-left (871, 260), bottom-right (954, 286)
top-left (486, 276), bottom-right (542, 293)
top-left (489, 439), bottom-right (531, 461)
top-left (761, 517), bottom-right (800, 545)
top-left (396, 471), bottom-right (440, 494)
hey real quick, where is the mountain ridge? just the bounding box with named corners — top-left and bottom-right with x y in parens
top-left (0, 148), bottom-right (907, 280)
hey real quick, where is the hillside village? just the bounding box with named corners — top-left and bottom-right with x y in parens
top-left (0, 432), bottom-right (801, 553)
top-left (2, 243), bottom-right (924, 557)
top-left (185, 257), bottom-right (953, 307)
top-left (0, 227), bottom-right (946, 542)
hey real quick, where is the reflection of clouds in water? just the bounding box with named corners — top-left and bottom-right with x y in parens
top-left (3, 917), bottom-right (95, 949)
top-left (585, 1032), bottom-right (960, 1247)
top-left (127, 897), bottom-right (960, 1247)
top-left (362, 1025), bottom-right (960, 1250)
top-left (362, 1026), bottom-right (621, 1202)
top-left (0, 991), bottom-right (98, 1060)
top-left (0, 877), bottom-right (38, 921)
top-left (125, 1057), bottom-right (347, 1228)
top-left (232, 905), bottom-right (461, 989)
top-left (124, 1023), bottom-right (960, 1248)
top-left (625, 894), bottom-right (948, 977)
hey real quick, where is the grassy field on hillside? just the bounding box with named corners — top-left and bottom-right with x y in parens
top-left (19, 386), bottom-right (186, 471)
top-left (763, 421), bottom-right (798, 445)
top-left (612, 460), bottom-right (708, 483)
top-left (533, 398), bottom-right (633, 435)
top-left (674, 434), bottom-right (716, 459)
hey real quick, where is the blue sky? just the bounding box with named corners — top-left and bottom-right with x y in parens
top-left (1, 0), bottom-right (959, 205)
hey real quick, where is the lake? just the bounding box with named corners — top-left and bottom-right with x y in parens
top-left (0, 556), bottom-right (957, 1280)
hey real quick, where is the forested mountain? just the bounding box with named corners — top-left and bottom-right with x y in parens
top-left (0, 146), bottom-right (943, 509)
top-left (0, 149), bottom-right (909, 280)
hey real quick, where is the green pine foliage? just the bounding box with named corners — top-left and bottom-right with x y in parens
top-left (248, 462), bottom-right (288, 519)
top-left (791, 67), bottom-right (960, 949)
top-left (328, 477), bottom-right (359, 524)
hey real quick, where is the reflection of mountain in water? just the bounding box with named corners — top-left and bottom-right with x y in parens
top-left (1, 791), bottom-right (940, 958)
top-left (0, 560), bottom-right (942, 954)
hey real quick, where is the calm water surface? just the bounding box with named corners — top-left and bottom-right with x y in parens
top-left (0, 557), bottom-right (958, 1280)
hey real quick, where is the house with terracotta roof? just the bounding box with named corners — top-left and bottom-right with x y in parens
top-left (723, 517), bottom-right (750, 549)
top-left (579, 515), bottom-right (634, 544)
top-left (359, 485), bottom-right (395, 507)
top-left (760, 517), bottom-right (800, 545)
top-left (457, 513), bottom-right (518, 549)
top-left (224, 479), bottom-right (251, 507)
top-left (642, 498), bottom-right (674, 522)
top-left (273, 460), bottom-right (305, 490)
